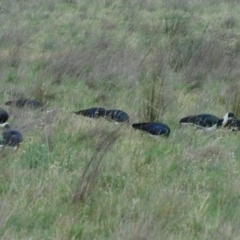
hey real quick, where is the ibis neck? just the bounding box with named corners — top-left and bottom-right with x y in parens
top-left (0, 122), bottom-right (10, 129)
top-left (222, 113), bottom-right (229, 126)
top-left (217, 114), bottom-right (229, 127)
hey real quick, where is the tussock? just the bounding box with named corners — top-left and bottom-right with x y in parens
top-left (72, 128), bottom-right (119, 203)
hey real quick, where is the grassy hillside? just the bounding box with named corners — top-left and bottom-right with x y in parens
top-left (1, 0), bottom-right (240, 239)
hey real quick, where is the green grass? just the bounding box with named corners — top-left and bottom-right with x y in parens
top-left (1, 0), bottom-right (240, 239)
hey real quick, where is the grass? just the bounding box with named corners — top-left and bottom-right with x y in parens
top-left (1, 0), bottom-right (240, 239)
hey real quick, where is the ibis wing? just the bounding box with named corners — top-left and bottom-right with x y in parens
top-left (74, 107), bottom-right (106, 117)
top-left (3, 130), bottom-right (23, 146)
top-left (180, 114), bottom-right (218, 127)
top-left (6, 99), bottom-right (43, 109)
top-left (132, 122), bottom-right (170, 136)
top-left (105, 110), bottom-right (129, 122)
top-left (0, 108), bottom-right (9, 123)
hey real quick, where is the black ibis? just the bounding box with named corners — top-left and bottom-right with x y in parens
top-left (180, 112), bottom-right (235, 131)
top-left (132, 122), bottom-right (170, 137)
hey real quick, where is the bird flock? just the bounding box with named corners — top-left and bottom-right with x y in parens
top-left (75, 108), bottom-right (237, 137)
top-left (1, 98), bottom-right (239, 152)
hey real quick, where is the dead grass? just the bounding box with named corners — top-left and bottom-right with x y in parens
top-left (72, 127), bottom-right (119, 203)
top-left (185, 144), bottom-right (224, 162)
top-left (182, 39), bottom-right (224, 88)
top-left (45, 48), bottom-right (97, 84)
top-left (0, 26), bottom-right (28, 47)
top-left (138, 51), bottom-right (173, 122)
top-left (45, 44), bottom-right (139, 92)
top-left (220, 82), bottom-right (240, 116)
top-left (139, 74), bottom-right (168, 122)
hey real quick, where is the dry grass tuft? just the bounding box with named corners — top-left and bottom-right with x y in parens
top-left (1, 85), bottom-right (26, 100)
top-left (118, 216), bottom-right (154, 240)
top-left (182, 40), bottom-right (224, 89)
top-left (6, 48), bottom-right (21, 69)
top-left (76, 124), bottom-right (112, 143)
top-left (186, 145), bottom-right (223, 162)
top-left (139, 74), bottom-right (167, 122)
top-left (139, 74), bottom-right (173, 122)
top-left (0, 47), bottom-right (21, 71)
top-left (40, 109), bottom-right (58, 152)
top-left (46, 48), bottom-right (97, 84)
top-left (220, 82), bottom-right (240, 116)
top-left (0, 201), bottom-right (13, 231)
top-left (72, 127), bottom-right (119, 203)
top-left (138, 52), bottom-right (173, 121)
top-left (30, 81), bottom-right (56, 102)
top-left (164, 11), bottom-right (189, 37)
top-left (0, 26), bottom-right (28, 47)
top-left (45, 44), bottom-right (138, 91)
top-left (222, 15), bottom-right (237, 29)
